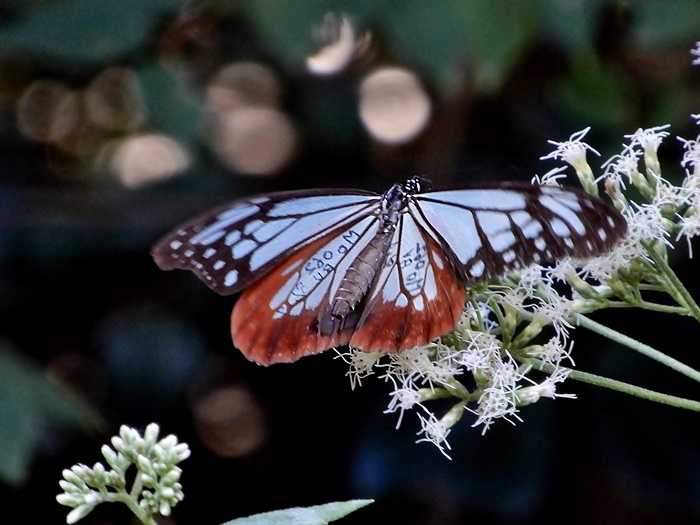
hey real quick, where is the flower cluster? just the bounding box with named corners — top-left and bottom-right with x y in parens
top-left (339, 111), bottom-right (700, 457)
top-left (57, 423), bottom-right (190, 524)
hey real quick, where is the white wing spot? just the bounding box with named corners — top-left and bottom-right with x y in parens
top-left (470, 260), bottom-right (485, 278)
top-left (170, 240), bottom-right (182, 250)
top-left (535, 238), bottom-right (546, 250)
top-left (204, 248), bottom-right (216, 259)
top-left (503, 249), bottom-right (516, 263)
top-left (224, 270), bottom-right (238, 287)
top-left (564, 238), bottom-right (574, 249)
top-left (521, 220), bottom-right (543, 239)
top-left (213, 260), bottom-right (225, 270)
top-left (225, 230), bottom-right (241, 246)
top-left (550, 218), bottom-right (570, 237)
top-left (395, 293), bottom-right (408, 308)
top-left (233, 239), bottom-right (256, 259)
top-left (243, 220), bottom-right (264, 235)
top-left (490, 230), bottom-right (516, 252)
top-left (598, 228), bottom-right (607, 241)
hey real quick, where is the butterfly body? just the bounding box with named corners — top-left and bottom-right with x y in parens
top-left (152, 177), bottom-right (626, 365)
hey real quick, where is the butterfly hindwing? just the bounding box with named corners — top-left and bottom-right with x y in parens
top-left (350, 213), bottom-right (465, 352)
top-left (411, 183), bottom-right (626, 283)
top-left (231, 214), bottom-right (381, 365)
top-left (151, 189), bottom-right (380, 295)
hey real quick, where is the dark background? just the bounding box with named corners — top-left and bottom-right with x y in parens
top-left (1, 1), bottom-right (700, 524)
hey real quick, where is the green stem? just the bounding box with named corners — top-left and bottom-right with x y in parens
top-left (638, 283), bottom-right (666, 292)
top-left (605, 301), bottom-right (689, 315)
top-left (576, 314), bottom-right (700, 384)
top-left (104, 492), bottom-right (157, 525)
top-left (526, 358), bottom-right (700, 412)
top-left (645, 243), bottom-right (700, 323)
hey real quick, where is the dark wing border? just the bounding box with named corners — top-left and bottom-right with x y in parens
top-left (151, 188), bottom-right (380, 295)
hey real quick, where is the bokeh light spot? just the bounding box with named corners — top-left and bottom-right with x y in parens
top-left (205, 61), bottom-right (281, 115)
top-left (193, 385), bottom-right (266, 458)
top-left (16, 80), bottom-right (79, 143)
top-left (85, 67), bottom-right (146, 132)
top-left (211, 107), bottom-right (296, 176)
top-left (111, 133), bottom-right (190, 188)
top-left (358, 67), bottom-right (432, 144)
top-left (307, 13), bottom-right (368, 76)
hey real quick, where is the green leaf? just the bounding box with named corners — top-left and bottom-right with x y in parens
top-left (0, 0), bottom-right (185, 63)
top-left (241, 0), bottom-right (533, 90)
top-left (556, 52), bottom-right (629, 127)
top-left (222, 499), bottom-right (374, 525)
top-left (636, 0), bottom-right (700, 48)
top-left (138, 63), bottom-right (201, 145)
top-left (536, 0), bottom-right (606, 52)
top-left (0, 348), bottom-right (101, 485)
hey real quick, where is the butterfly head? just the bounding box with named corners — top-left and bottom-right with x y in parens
top-left (404, 175), bottom-right (432, 194)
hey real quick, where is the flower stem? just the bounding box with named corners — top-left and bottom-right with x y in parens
top-left (605, 301), bottom-right (689, 315)
top-left (576, 314), bottom-right (700, 384)
top-left (645, 243), bottom-right (700, 323)
top-left (526, 358), bottom-right (700, 412)
top-left (104, 492), bottom-right (157, 525)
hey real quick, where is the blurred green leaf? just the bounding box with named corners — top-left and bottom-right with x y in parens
top-left (241, 0), bottom-right (381, 67)
top-left (221, 499), bottom-right (374, 525)
top-left (138, 63), bottom-right (201, 145)
top-left (537, 0), bottom-right (606, 52)
top-left (0, 0), bottom-right (184, 63)
top-left (386, 0), bottom-right (534, 90)
top-left (242, 0), bottom-right (533, 90)
top-left (636, 0), bottom-right (700, 48)
top-left (557, 52), bottom-right (629, 127)
top-left (0, 349), bottom-right (101, 485)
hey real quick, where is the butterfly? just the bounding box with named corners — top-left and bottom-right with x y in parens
top-left (151, 177), bottom-right (626, 365)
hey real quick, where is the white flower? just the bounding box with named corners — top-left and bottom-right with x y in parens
top-left (471, 353), bottom-right (523, 434)
top-left (335, 348), bottom-right (382, 389)
top-left (691, 41), bottom-right (700, 66)
top-left (452, 331), bottom-right (503, 373)
top-left (676, 211), bottom-right (700, 257)
top-left (516, 367), bottom-right (576, 406)
top-left (528, 337), bottom-right (575, 366)
top-left (416, 412), bottom-right (453, 459)
top-left (600, 145), bottom-right (640, 186)
top-left (531, 166), bottom-right (569, 186)
top-left (624, 125), bottom-right (670, 155)
top-left (384, 374), bottom-right (423, 428)
top-left (678, 135), bottom-right (700, 175)
top-left (540, 127), bottom-right (600, 172)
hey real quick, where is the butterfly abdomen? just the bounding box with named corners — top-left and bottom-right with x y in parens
top-left (317, 228), bottom-right (394, 335)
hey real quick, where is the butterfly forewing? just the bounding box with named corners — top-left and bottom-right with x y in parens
top-left (151, 189), bottom-right (380, 295)
top-left (411, 183), bottom-right (626, 283)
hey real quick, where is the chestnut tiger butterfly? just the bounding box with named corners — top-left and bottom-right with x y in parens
top-left (151, 177), bottom-right (626, 365)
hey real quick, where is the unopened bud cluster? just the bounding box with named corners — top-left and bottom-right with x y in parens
top-left (57, 423), bottom-right (190, 524)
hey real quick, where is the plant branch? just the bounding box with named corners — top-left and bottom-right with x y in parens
top-left (576, 314), bottom-right (700, 383)
top-left (645, 243), bottom-right (700, 323)
top-left (525, 358), bottom-right (700, 412)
